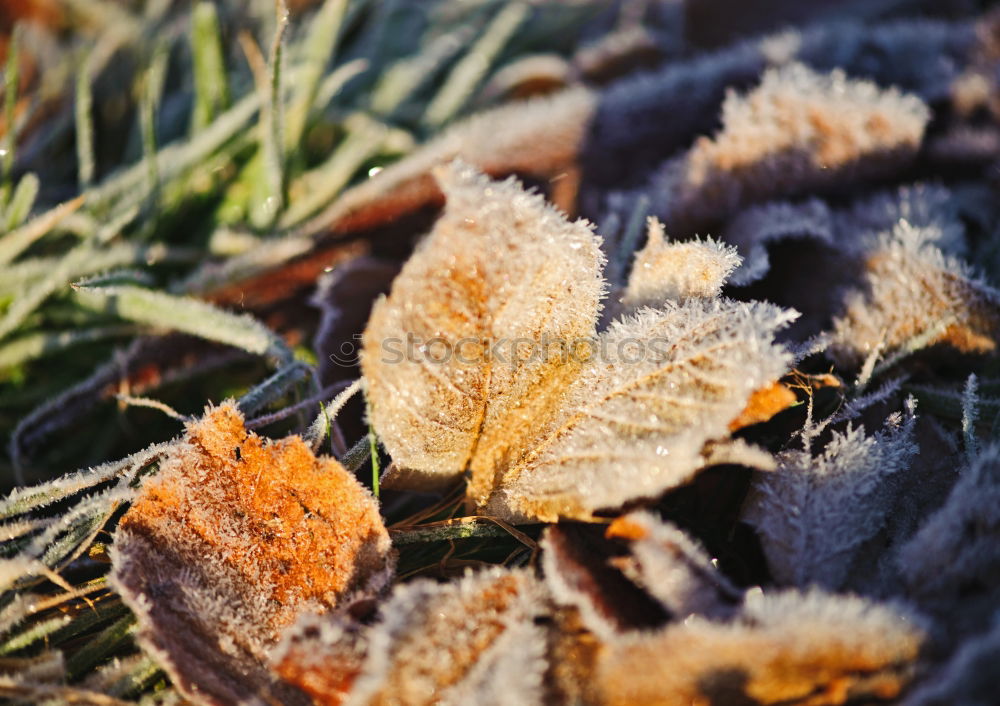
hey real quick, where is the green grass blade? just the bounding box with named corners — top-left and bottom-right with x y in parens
top-left (190, 1), bottom-right (231, 132)
top-left (72, 284), bottom-right (292, 363)
top-left (2, 173), bottom-right (39, 231)
top-left (250, 0), bottom-right (290, 228)
top-left (0, 195), bottom-right (86, 266)
top-left (1, 26), bottom-right (20, 187)
top-left (285, 0), bottom-right (349, 150)
top-left (422, 2), bottom-right (529, 129)
top-left (75, 50), bottom-right (95, 189)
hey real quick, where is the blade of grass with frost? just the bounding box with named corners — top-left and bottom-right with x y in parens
top-left (0, 443), bottom-right (168, 519)
top-left (279, 113), bottom-right (389, 227)
top-left (310, 57), bottom-right (370, 113)
top-left (71, 285), bottom-right (292, 363)
top-left (237, 359), bottom-right (312, 415)
top-left (370, 23), bottom-right (477, 116)
top-left (106, 656), bottom-right (163, 699)
top-left (138, 48), bottom-right (169, 212)
top-left (285, 0), bottom-right (348, 150)
top-left (66, 615), bottom-right (137, 681)
top-left (85, 90), bottom-right (260, 211)
top-left (0, 238), bottom-right (93, 340)
top-left (963, 374), bottom-right (980, 462)
top-left (0, 615), bottom-right (73, 655)
top-left (0, 195), bottom-right (85, 266)
top-left (249, 1), bottom-right (289, 228)
top-left (22, 484), bottom-right (136, 563)
top-left (301, 378), bottom-right (361, 442)
top-left (1, 26), bottom-right (20, 189)
top-left (422, 2), bottom-right (529, 128)
top-left (0, 326), bottom-right (137, 370)
top-left (75, 49), bottom-right (95, 188)
top-left (190, 1), bottom-right (231, 133)
top-left (0, 241), bottom-right (197, 300)
top-left (1, 173), bottom-right (38, 231)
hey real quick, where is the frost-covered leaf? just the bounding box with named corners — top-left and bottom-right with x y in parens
top-left (604, 512), bottom-right (743, 620)
top-left (831, 221), bottom-right (1000, 366)
top-left (586, 19), bottom-right (970, 191)
top-left (542, 514), bottom-right (741, 641)
top-left (593, 589), bottom-right (924, 706)
top-left (272, 612), bottom-right (367, 706)
top-left (896, 442), bottom-right (1000, 615)
top-left (111, 402), bottom-right (393, 706)
top-left (278, 568), bottom-right (550, 706)
top-left (651, 63), bottom-right (930, 234)
top-left (743, 400), bottom-right (918, 589)
top-left (312, 256), bottom-right (400, 386)
top-left (361, 161), bottom-right (605, 490)
top-left (904, 609), bottom-right (1000, 706)
top-left (622, 217), bottom-right (742, 309)
top-left (483, 300), bottom-right (795, 522)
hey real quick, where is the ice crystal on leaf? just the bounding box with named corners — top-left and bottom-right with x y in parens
top-left (363, 162), bottom-right (796, 522)
top-left (743, 400), bottom-right (918, 590)
top-left (111, 402), bottom-right (393, 706)
top-left (831, 221), bottom-right (1000, 366)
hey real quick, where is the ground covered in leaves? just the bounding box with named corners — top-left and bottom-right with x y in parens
top-left (1, 0), bottom-right (1000, 704)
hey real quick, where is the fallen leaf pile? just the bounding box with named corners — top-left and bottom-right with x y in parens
top-left (6, 3), bottom-right (1000, 705)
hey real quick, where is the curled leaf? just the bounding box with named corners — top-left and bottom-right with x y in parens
top-left (111, 402), bottom-right (393, 706)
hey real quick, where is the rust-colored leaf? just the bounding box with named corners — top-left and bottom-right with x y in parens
top-left (111, 402), bottom-right (393, 706)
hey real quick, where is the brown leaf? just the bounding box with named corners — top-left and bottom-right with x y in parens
top-left (482, 300), bottom-right (794, 522)
top-left (831, 222), bottom-right (1000, 366)
top-left (656, 63), bottom-right (930, 235)
top-left (594, 589), bottom-right (924, 706)
top-left (276, 568), bottom-right (551, 706)
top-left (361, 161), bottom-right (606, 491)
top-left (111, 402), bottom-right (393, 706)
